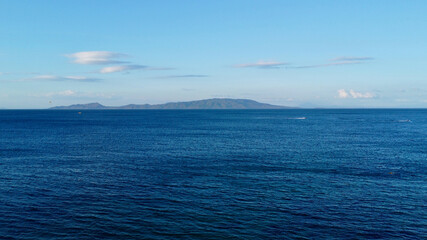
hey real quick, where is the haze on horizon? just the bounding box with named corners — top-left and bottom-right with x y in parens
top-left (0, 0), bottom-right (426, 109)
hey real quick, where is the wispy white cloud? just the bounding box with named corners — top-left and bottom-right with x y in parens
top-left (55, 90), bottom-right (76, 96)
top-left (34, 75), bottom-right (57, 80)
top-left (99, 65), bottom-right (147, 73)
top-left (337, 89), bottom-right (375, 99)
top-left (66, 51), bottom-right (172, 75)
top-left (33, 75), bottom-right (101, 82)
top-left (39, 90), bottom-right (77, 97)
top-left (64, 76), bottom-right (93, 81)
top-left (66, 51), bottom-right (128, 65)
top-left (234, 61), bottom-right (288, 69)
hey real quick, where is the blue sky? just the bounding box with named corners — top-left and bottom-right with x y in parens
top-left (1, 0), bottom-right (426, 108)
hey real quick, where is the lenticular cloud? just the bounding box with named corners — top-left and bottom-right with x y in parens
top-left (67, 51), bottom-right (128, 65)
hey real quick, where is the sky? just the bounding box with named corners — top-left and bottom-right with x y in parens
top-left (0, 0), bottom-right (426, 108)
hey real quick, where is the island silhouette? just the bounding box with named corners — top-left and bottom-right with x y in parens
top-left (50, 98), bottom-right (297, 110)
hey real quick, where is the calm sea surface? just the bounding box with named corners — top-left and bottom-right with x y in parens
top-left (0, 109), bottom-right (426, 239)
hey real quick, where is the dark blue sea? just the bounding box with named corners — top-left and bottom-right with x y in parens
top-left (0, 109), bottom-right (426, 239)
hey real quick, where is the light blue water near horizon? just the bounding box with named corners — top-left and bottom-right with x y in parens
top-left (0, 109), bottom-right (426, 239)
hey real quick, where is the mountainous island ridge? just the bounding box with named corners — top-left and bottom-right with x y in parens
top-left (50, 98), bottom-right (297, 110)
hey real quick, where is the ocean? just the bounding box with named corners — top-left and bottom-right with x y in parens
top-left (0, 109), bottom-right (426, 239)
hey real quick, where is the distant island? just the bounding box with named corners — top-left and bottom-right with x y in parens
top-left (50, 98), bottom-right (296, 110)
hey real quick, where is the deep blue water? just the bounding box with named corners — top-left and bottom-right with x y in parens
top-left (0, 109), bottom-right (426, 239)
